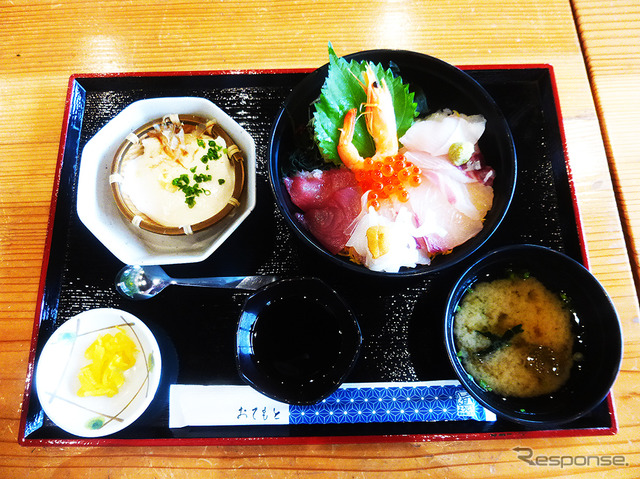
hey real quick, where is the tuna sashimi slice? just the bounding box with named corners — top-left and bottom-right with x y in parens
top-left (284, 167), bottom-right (359, 210)
top-left (285, 168), bottom-right (362, 254)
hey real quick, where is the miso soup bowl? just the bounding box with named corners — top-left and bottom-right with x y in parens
top-left (444, 244), bottom-right (623, 426)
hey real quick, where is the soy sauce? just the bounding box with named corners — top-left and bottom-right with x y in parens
top-left (251, 296), bottom-right (343, 384)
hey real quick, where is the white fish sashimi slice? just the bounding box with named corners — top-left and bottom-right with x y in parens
top-left (466, 181), bottom-right (494, 218)
top-left (422, 171), bottom-right (475, 220)
top-left (409, 182), bottom-right (484, 253)
top-left (404, 150), bottom-right (494, 221)
top-left (422, 170), bottom-right (494, 221)
top-left (400, 110), bottom-right (486, 156)
top-left (404, 151), bottom-right (473, 184)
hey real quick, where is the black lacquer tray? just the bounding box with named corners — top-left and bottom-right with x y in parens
top-left (19, 65), bottom-right (617, 446)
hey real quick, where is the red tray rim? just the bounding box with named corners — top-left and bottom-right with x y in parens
top-left (19, 64), bottom-right (611, 447)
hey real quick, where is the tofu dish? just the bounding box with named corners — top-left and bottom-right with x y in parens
top-left (112, 114), bottom-right (243, 234)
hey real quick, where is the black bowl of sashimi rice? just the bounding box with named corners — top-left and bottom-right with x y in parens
top-left (268, 47), bottom-right (517, 277)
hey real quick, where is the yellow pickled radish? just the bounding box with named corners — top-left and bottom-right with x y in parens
top-left (77, 327), bottom-right (138, 397)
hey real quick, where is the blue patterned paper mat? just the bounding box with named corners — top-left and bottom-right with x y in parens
top-left (289, 381), bottom-right (494, 424)
top-left (169, 381), bottom-right (495, 428)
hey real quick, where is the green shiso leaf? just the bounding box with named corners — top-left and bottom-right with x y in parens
top-left (312, 43), bottom-right (418, 165)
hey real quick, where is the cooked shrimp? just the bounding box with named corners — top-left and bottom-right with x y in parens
top-left (362, 65), bottom-right (398, 160)
top-left (337, 108), bottom-right (364, 170)
top-left (337, 64), bottom-right (399, 169)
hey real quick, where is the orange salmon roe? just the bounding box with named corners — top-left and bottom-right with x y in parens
top-left (353, 154), bottom-right (422, 210)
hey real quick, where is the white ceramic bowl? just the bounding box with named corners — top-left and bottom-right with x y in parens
top-left (77, 97), bottom-right (257, 265)
top-left (35, 308), bottom-right (162, 437)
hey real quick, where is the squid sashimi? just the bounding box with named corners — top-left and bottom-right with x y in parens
top-left (346, 206), bottom-right (429, 272)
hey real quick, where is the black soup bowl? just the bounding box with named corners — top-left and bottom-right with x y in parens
top-left (268, 49), bottom-right (517, 277)
top-left (236, 278), bottom-right (362, 405)
top-left (444, 244), bottom-right (623, 425)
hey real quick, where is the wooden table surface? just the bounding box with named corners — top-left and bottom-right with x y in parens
top-left (573, 0), bottom-right (640, 289)
top-left (1, 0), bottom-right (638, 477)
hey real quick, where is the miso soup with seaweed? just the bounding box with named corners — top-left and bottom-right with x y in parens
top-left (453, 270), bottom-right (579, 398)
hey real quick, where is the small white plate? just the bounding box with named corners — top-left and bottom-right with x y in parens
top-left (35, 309), bottom-right (162, 437)
top-left (77, 96), bottom-right (257, 265)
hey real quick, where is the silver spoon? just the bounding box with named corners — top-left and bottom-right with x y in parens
top-left (115, 264), bottom-right (280, 300)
